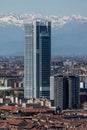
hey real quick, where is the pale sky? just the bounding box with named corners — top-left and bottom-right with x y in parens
top-left (0, 0), bottom-right (87, 16)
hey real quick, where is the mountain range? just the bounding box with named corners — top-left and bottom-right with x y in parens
top-left (0, 13), bottom-right (87, 56)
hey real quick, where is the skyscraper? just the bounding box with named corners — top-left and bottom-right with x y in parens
top-left (53, 75), bottom-right (79, 110)
top-left (68, 76), bottom-right (80, 109)
top-left (24, 21), bottom-right (51, 99)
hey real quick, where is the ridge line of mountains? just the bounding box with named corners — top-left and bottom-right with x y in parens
top-left (0, 13), bottom-right (87, 56)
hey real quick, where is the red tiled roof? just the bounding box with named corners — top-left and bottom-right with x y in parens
top-left (21, 107), bottom-right (46, 113)
top-left (9, 119), bottom-right (24, 126)
top-left (0, 105), bottom-right (18, 112)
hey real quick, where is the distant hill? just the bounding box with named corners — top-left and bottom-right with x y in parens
top-left (0, 13), bottom-right (87, 56)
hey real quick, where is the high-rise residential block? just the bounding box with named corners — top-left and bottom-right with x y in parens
top-left (68, 76), bottom-right (80, 109)
top-left (53, 75), bottom-right (80, 110)
top-left (50, 76), bottom-right (54, 100)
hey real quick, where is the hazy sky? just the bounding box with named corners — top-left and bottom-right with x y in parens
top-left (0, 0), bottom-right (87, 16)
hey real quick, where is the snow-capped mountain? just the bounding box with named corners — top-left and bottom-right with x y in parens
top-left (0, 13), bottom-right (87, 28)
top-left (0, 13), bottom-right (87, 56)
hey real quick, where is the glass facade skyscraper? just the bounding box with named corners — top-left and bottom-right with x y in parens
top-left (24, 21), bottom-right (51, 99)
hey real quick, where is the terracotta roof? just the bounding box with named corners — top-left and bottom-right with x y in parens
top-left (9, 119), bottom-right (25, 126)
top-left (0, 121), bottom-right (9, 129)
top-left (21, 107), bottom-right (48, 113)
top-left (0, 105), bottom-right (18, 112)
top-left (23, 123), bottom-right (34, 129)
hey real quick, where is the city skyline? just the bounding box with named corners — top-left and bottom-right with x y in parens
top-left (0, 1), bottom-right (87, 129)
top-left (0, 0), bottom-right (87, 16)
